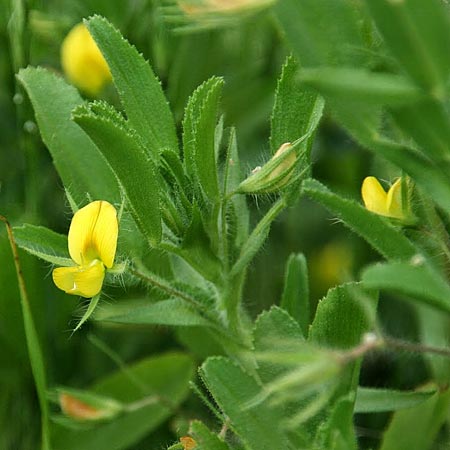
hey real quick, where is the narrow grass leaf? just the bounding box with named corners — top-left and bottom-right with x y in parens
top-left (190, 421), bottom-right (232, 450)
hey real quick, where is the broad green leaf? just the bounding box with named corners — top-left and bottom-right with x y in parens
top-left (299, 67), bottom-right (424, 106)
top-left (270, 56), bottom-right (323, 155)
top-left (51, 353), bottom-right (194, 450)
top-left (355, 387), bottom-right (437, 413)
top-left (308, 283), bottom-right (377, 444)
top-left (390, 99), bottom-right (450, 166)
top-left (275, 0), bottom-right (367, 67)
top-left (380, 389), bottom-right (450, 450)
top-left (302, 179), bottom-right (417, 261)
top-left (190, 421), bottom-right (232, 450)
top-left (73, 104), bottom-right (161, 245)
top-left (86, 16), bottom-right (178, 156)
top-left (182, 76), bottom-right (223, 204)
top-left (362, 261), bottom-right (450, 314)
top-left (309, 282), bottom-right (376, 350)
top-left (200, 356), bottom-right (290, 450)
top-left (94, 298), bottom-right (213, 328)
top-left (280, 253), bottom-right (309, 335)
top-left (13, 224), bottom-right (71, 266)
top-left (17, 67), bottom-right (119, 206)
top-left (365, 0), bottom-right (450, 96)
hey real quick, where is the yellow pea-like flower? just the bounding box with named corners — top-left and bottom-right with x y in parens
top-left (361, 176), bottom-right (406, 220)
top-left (52, 201), bottom-right (118, 298)
top-left (61, 23), bottom-right (112, 96)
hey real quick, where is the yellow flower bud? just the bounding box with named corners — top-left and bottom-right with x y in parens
top-left (59, 391), bottom-right (122, 421)
top-left (61, 23), bottom-right (111, 96)
top-left (238, 142), bottom-right (297, 194)
top-left (361, 176), bottom-right (409, 221)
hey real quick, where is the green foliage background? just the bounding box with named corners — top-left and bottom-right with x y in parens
top-left (1, 0), bottom-right (450, 449)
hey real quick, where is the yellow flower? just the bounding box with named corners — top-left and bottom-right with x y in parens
top-left (361, 176), bottom-right (406, 220)
top-left (61, 23), bottom-right (111, 96)
top-left (52, 201), bottom-right (118, 298)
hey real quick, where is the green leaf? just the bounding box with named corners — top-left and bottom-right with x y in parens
top-left (390, 99), bottom-right (450, 166)
top-left (94, 298), bottom-right (213, 328)
top-left (230, 198), bottom-right (286, 277)
top-left (365, 0), bottom-right (450, 96)
top-left (13, 224), bottom-right (71, 266)
top-left (309, 283), bottom-right (376, 350)
top-left (73, 104), bottom-right (161, 245)
top-left (200, 356), bottom-right (290, 450)
top-left (182, 76), bottom-right (223, 204)
top-left (299, 67), bottom-right (424, 106)
top-left (73, 294), bottom-right (101, 333)
top-left (355, 387), bottom-right (437, 413)
top-left (302, 179), bottom-right (417, 261)
top-left (275, 0), bottom-right (367, 67)
top-left (362, 261), bottom-right (450, 314)
top-left (190, 421), bottom-right (232, 450)
top-left (379, 389), bottom-right (450, 450)
top-left (17, 67), bottom-right (120, 206)
top-left (270, 56), bottom-right (324, 154)
top-left (51, 353), bottom-right (194, 450)
top-left (86, 16), bottom-right (178, 156)
top-left (280, 253), bottom-right (310, 335)
top-left (253, 306), bottom-right (304, 384)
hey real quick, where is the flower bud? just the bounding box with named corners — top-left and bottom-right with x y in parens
top-left (61, 23), bottom-right (112, 96)
top-left (238, 142), bottom-right (297, 194)
top-left (180, 436), bottom-right (197, 450)
top-left (58, 389), bottom-right (122, 421)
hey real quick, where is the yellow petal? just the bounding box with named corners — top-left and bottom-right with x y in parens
top-left (61, 23), bottom-right (112, 96)
top-left (361, 176), bottom-right (388, 216)
top-left (52, 260), bottom-right (105, 298)
top-left (68, 200), bottom-right (118, 268)
top-left (386, 178), bottom-right (405, 219)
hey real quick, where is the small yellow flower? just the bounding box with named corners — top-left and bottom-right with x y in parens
top-left (61, 23), bottom-right (111, 96)
top-left (52, 201), bottom-right (118, 298)
top-left (361, 176), bottom-right (406, 220)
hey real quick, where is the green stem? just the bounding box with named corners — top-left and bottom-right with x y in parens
top-left (1, 216), bottom-right (50, 450)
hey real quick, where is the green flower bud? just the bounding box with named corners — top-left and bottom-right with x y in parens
top-left (238, 142), bottom-right (297, 194)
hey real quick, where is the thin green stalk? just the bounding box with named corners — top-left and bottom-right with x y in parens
top-left (1, 216), bottom-right (50, 450)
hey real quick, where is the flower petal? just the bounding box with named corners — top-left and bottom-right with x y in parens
top-left (68, 200), bottom-right (118, 268)
top-left (52, 260), bottom-right (105, 298)
top-left (386, 178), bottom-right (404, 219)
top-left (361, 176), bottom-right (388, 216)
top-left (61, 23), bottom-right (112, 96)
